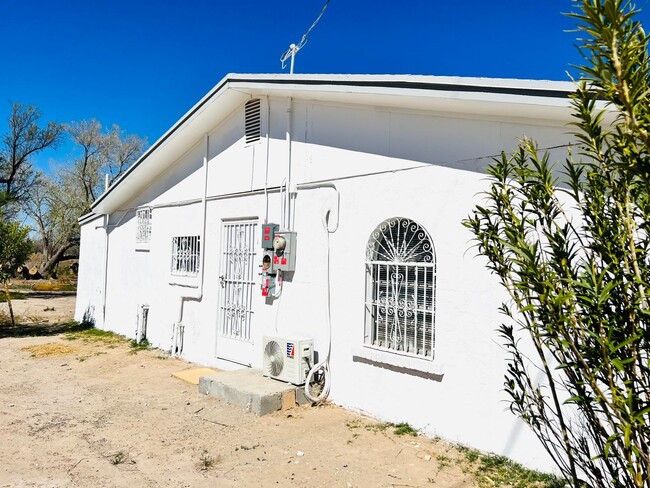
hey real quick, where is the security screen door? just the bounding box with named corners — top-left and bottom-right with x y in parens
top-left (216, 219), bottom-right (257, 366)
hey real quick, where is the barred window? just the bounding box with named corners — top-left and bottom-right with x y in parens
top-left (171, 236), bottom-right (201, 276)
top-left (364, 218), bottom-right (437, 359)
top-left (136, 208), bottom-right (152, 243)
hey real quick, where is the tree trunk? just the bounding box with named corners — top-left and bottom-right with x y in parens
top-left (38, 242), bottom-right (76, 277)
top-left (3, 281), bottom-right (15, 327)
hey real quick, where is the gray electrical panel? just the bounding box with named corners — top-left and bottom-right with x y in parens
top-left (272, 230), bottom-right (297, 272)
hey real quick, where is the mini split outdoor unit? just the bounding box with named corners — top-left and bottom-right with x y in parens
top-left (262, 336), bottom-right (313, 385)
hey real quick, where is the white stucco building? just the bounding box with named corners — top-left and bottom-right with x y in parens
top-left (75, 74), bottom-right (578, 471)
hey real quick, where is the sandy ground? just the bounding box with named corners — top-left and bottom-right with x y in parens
top-left (0, 295), bottom-right (482, 488)
top-left (1, 291), bottom-right (76, 325)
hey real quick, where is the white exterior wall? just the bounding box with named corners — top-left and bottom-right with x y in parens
top-left (75, 214), bottom-right (106, 326)
top-left (76, 94), bottom-right (574, 471)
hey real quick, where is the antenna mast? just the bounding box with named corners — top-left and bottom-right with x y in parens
top-left (280, 0), bottom-right (331, 74)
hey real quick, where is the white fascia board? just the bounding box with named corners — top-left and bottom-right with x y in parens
top-left (78, 212), bottom-right (103, 226)
top-left (225, 74), bottom-right (578, 125)
top-left (92, 75), bottom-right (247, 215)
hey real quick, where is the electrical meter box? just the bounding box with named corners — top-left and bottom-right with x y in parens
top-left (272, 230), bottom-right (297, 272)
top-left (261, 223), bottom-right (279, 250)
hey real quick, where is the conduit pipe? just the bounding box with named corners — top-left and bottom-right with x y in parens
top-left (285, 97), bottom-right (293, 230)
top-left (264, 95), bottom-right (271, 224)
top-left (172, 133), bottom-right (210, 357)
top-left (296, 182), bottom-right (340, 402)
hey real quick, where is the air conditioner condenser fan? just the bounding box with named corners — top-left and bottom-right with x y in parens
top-left (264, 340), bottom-right (284, 376)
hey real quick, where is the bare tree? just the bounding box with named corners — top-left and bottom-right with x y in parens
top-left (26, 121), bottom-right (146, 277)
top-left (0, 103), bottom-right (63, 207)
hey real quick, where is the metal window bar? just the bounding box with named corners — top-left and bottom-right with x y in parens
top-left (365, 261), bottom-right (435, 359)
top-left (219, 222), bottom-right (257, 342)
top-left (136, 208), bottom-right (152, 243)
top-left (364, 217), bottom-right (436, 360)
top-left (171, 235), bottom-right (200, 276)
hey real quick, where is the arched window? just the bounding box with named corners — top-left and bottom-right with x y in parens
top-left (365, 217), bottom-right (437, 359)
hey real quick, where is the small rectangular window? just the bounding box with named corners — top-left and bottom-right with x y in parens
top-left (171, 236), bottom-right (200, 276)
top-left (136, 208), bottom-right (152, 243)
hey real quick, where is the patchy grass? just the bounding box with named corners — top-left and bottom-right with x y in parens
top-left (76, 351), bottom-right (108, 362)
top-left (342, 417), bottom-right (563, 488)
top-left (21, 343), bottom-right (79, 358)
top-left (456, 446), bottom-right (566, 488)
top-left (392, 422), bottom-right (418, 436)
top-left (344, 419), bottom-right (416, 436)
top-left (197, 450), bottom-right (218, 471)
top-left (0, 292), bottom-right (26, 302)
top-left (31, 282), bottom-right (76, 292)
top-left (65, 327), bottom-right (125, 344)
top-left (128, 338), bottom-right (150, 354)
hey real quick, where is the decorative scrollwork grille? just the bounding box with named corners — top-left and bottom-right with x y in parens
top-left (219, 221), bottom-right (257, 342)
top-left (364, 218), bottom-right (437, 359)
top-left (136, 208), bottom-right (152, 243)
top-left (171, 235), bottom-right (201, 276)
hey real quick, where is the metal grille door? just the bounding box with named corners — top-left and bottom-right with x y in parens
top-left (217, 221), bottom-right (257, 363)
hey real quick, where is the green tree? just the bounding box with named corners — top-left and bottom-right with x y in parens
top-left (0, 220), bottom-right (32, 326)
top-left (463, 1), bottom-right (650, 486)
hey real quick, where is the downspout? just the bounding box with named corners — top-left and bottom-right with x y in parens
top-left (100, 209), bottom-right (131, 328)
top-left (101, 213), bottom-right (109, 327)
top-left (172, 133), bottom-right (210, 356)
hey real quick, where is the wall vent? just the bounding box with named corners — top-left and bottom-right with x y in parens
top-left (244, 98), bottom-right (261, 144)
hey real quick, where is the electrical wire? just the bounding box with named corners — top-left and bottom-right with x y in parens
top-left (280, 0), bottom-right (331, 69)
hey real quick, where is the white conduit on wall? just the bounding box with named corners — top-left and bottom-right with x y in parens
top-left (171, 133), bottom-right (210, 357)
top-left (295, 182), bottom-right (340, 403)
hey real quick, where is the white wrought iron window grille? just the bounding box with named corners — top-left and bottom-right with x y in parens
top-left (171, 235), bottom-right (201, 276)
top-left (136, 208), bottom-right (152, 243)
top-left (364, 217), bottom-right (437, 359)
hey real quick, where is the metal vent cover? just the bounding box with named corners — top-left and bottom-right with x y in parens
top-left (244, 99), bottom-right (261, 144)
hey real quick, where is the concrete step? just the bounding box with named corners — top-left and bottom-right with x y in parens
top-left (198, 368), bottom-right (310, 416)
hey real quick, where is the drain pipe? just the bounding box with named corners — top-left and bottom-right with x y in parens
top-left (101, 213), bottom-right (110, 327)
top-left (172, 133), bottom-right (210, 356)
top-left (99, 209), bottom-right (132, 328)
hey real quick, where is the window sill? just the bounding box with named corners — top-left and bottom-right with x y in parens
top-left (169, 275), bottom-right (199, 288)
top-left (352, 346), bottom-right (444, 380)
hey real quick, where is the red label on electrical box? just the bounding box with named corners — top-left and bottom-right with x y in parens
top-left (281, 257), bottom-right (287, 265)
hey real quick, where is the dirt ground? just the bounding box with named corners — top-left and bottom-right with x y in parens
top-left (0, 295), bottom-right (484, 488)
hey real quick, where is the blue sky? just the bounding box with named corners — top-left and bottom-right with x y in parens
top-left (1, 0), bottom-right (649, 170)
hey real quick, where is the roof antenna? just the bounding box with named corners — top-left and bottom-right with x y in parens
top-left (280, 0), bottom-right (331, 74)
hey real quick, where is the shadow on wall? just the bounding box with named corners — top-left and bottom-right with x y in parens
top-left (352, 355), bottom-right (444, 382)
